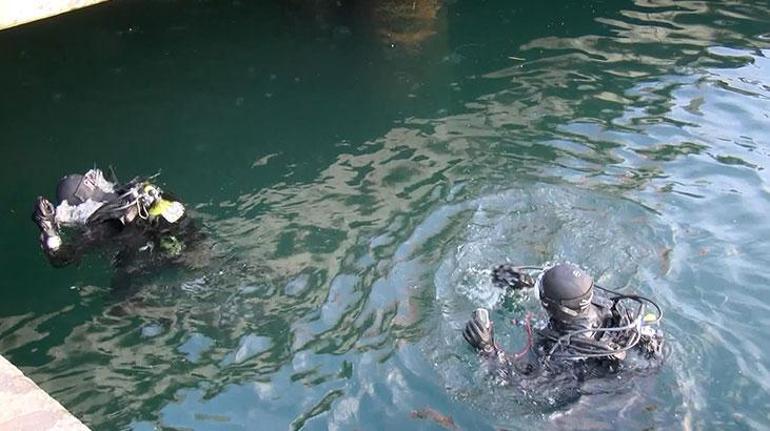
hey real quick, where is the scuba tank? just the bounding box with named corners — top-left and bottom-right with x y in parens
top-left (87, 178), bottom-right (185, 225)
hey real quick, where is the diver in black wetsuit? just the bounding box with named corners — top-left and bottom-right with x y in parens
top-left (463, 263), bottom-right (663, 382)
top-left (32, 168), bottom-right (199, 270)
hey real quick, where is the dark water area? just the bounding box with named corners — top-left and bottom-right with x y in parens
top-left (2, 0), bottom-right (770, 429)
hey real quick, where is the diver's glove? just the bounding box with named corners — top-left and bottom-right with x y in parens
top-left (463, 308), bottom-right (498, 355)
top-left (492, 264), bottom-right (535, 290)
top-left (32, 197), bottom-right (61, 251)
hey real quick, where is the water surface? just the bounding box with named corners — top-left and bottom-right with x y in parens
top-left (1, 1), bottom-right (770, 429)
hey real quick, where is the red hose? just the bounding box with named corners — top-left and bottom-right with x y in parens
top-left (513, 312), bottom-right (533, 359)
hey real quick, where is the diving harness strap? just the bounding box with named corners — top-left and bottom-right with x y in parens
top-left (87, 181), bottom-right (185, 225)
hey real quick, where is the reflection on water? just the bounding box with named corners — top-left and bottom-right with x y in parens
top-left (1, 0), bottom-right (770, 429)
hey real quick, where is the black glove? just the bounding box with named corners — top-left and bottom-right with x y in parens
top-left (32, 197), bottom-right (57, 235)
top-left (33, 197), bottom-right (62, 251)
top-left (463, 308), bottom-right (497, 354)
top-left (492, 264), bottom-right (535, 290)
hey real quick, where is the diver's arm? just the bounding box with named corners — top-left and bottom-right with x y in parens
top-left (33, 197), bottom-right (122, 267)
top-left (609, 300), bottom-right (664, 359)
top-left (463, 309), bottom-right (516, 366)
top-left (604, 300), bottom-right (663, 361)
top-left (637, 327), bottom-right (664, 358)
top-left (597, 300), bottom-right (632, 362)
top-left (492, 264), bottom-right (535, 290)
top-left (32, 197), bottom-right (73, 267)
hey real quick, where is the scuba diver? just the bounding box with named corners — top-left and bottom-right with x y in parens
top-left (463, 263), bottom-right (663, 382)
top-left (32, 168), bottom-right (198, 271)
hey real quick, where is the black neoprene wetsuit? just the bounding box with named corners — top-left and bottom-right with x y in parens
top-left (33, 171), bottom-right (201, 271)
top-left (43, 213), bottom-right (200, 269)
top-left (480, 295), bottom-right (662, 383)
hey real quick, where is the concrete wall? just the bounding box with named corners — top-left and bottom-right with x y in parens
top-left (0, 355), bottom-right (90, 431)
top-left (0, 0), bottom-right (109, 31)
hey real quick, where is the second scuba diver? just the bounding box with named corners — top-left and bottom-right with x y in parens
top-left (32, 168), bottom-right (199, 271)
top-left (463, 263), bottom-right (663, 382)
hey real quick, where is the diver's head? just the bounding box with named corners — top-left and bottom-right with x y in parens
top-left (56, 170), bottom-right (116, 205)
top-left (540, 263), bottom-right (594, 322)
top-left (56, 174), bottom-right (87, 205)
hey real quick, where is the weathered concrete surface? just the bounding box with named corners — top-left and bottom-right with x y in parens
top-left (0, 355), bottom-right (90, 431)
top-left (0, 0), bottom-right (109, 31)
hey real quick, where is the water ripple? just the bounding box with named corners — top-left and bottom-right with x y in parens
top-left (3, 0), bottom-right (770, 429)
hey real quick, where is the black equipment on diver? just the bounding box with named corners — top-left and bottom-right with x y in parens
top-left (463, 308), bottom-right (497, 354)
top-left (506, 265), bottom-right (663, 362)
top-left (86, 175), bottom-right (164, 224)
top-left (32, 196), bottom-right (60, 248)
top-left (56, 173), bottom-right (117, 205)
top-left (542, 285), bottom-right (662, 361)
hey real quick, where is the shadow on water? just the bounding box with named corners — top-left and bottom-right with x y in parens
top-left (1, 0), bottom-right (770, 429)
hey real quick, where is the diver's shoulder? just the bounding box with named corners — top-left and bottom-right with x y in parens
top-left (591, 293), bottom-right (614, 309)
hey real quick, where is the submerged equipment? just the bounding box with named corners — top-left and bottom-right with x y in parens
top-left (159, 235), bottom-right (184, 256)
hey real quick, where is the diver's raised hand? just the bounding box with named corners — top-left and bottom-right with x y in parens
top-left (32, 197), bottom-right (61, 251)
top-left (463, 308), bottom-right (497, 354)
top-left (492, 264), bottom-right (534, 290)
top-left (33, 197), bottom-right (57, 233)
top-left (33, 196), bottom-right (54, 221)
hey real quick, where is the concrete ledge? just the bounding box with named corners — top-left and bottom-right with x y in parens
top-left (0, 355), bottom-right (90, 431)
top-left (0, 0), bottom-right (109, 31)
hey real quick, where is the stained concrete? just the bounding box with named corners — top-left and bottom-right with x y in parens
top-left (0, 355), bottom-right (90, 431)
top-left (0, 0), bottom-right (109, 31)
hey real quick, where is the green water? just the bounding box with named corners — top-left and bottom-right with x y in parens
top-left (1, 1), bottom-right (770, 429)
